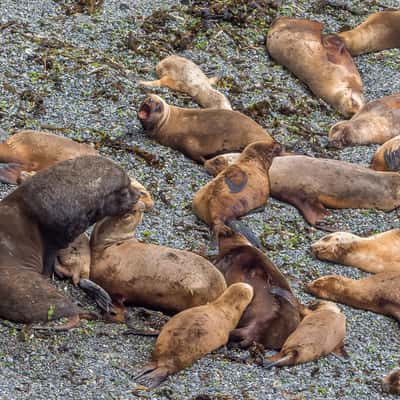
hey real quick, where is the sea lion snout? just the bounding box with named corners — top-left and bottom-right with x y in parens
top-left (337, 89), bottom-right (364, 117)
top-left (311, 232), bottom-right (355, 262)
top-left (138, 95), bottom-right (165, 132)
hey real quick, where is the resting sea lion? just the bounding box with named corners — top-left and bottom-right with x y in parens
top-left (0, 155), bottom-right (140, 325)
top-left (329, 94), bottom-right (400, 148)
top-left (371, 135), bottom-right (400, 171)
top-left (312, 229), bottom-right (400, 274)
top-left (338, 11), bottom-right (400, 56)
top-left (139, 55), bottom-right (231, 110)
top-left (383, 369), bottom-right (400, 395)
top-left (267, 17), bottom-right (364, 117)
top-left (0, 130), bottom-right (97, 184)
top-left (134, 282), bottom-right (253, 388)
top-left (306, 273), bottom-right (400, 322)
top-left (264, 301), bottom-right (347, 368)
top-left (137, 94), bottom-right (275, 162)
top-left (192, 141), bottom-right (281, 236)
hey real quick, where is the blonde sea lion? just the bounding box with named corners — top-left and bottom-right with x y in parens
top-left (338, 11), bottom-right (400, 56)
top-left (329, 94), bottom-right (400, 148)
top-left (267, 17), bottom-right (364, 117)
top-left (306, 272), bottom-right (400, 322)
top-left (371, 135), bottom-right (400, 171)
top-left (139, 55), bottom-right (232, 110)
top-left (133, 282), bottom-right (254, 388)
top-left (137, 94), bottom-right (275, 162)
top-left (311, 229), bottom-right (400, 274)
top-left (383, 369), bottom-right (400, 395)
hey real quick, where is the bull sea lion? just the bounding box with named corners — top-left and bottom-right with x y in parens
top-left (383, 369), bottom-right (400, 395)
top-left (192, 141), bottom-right (281, 236)
top-left (371, 135), bottom-right (400, 171)
top-left (311, 229), bottom-right (400, 274)
top-left (267, 17), bottom-right (364, 117)
top-left (264, 301), bottom-right (347, 368)
top-left (306, 273), bottom-right (400, 322)
top-left (134, 282), bottom-right (254, 388)
top-left (137, 94), bottom-right (275, 162)
top-left (0, 130), bottom-right (97, 184)
top-left (338, 11), bottom-right (400, 56)
top-left (329, 94), bottom-right (400, 148)
top-left (139, 55), bottom-right (232, 110)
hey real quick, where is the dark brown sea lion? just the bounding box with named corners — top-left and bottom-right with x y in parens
top-left (139, 55), bottom-right (232, 110)
top-left (0, 155), bottom-right (140, 325)
top-left (137, 94), bottom-right (275, 162)
top-left (0, 130), bottom-right (97, 184)
top-left (267, 17), bottom-right (364, 117)
top-left (383, 369), bottom-right (400, 395)
top-left (371, 135), bottom-right (400, 171)
top-left (339, 11), bottom-right (400, 56)
top-left (329, 94), bottom-right (400, 148)
top-left (134, 282), bottom-right (253, 388)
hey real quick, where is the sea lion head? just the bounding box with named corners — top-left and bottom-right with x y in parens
top-left (306, 276), bottom-right (345, 300)
top-left (311, 232), bottom-right (356, 263)
top-left (328, 121), bottom-right (355, 148)
top-left (242, 141), bottom-right (282, 169)
top-left (204, 153), bottom-right (241, 176)
top-left (214, 282), bottom-right (254, 312)
top-left (383, 369), bottom-right (400, 395)
top-left (129, 177), bottom-right (154, 211)
top-left (137, 94), bottom-right (168, 134)
top-left (335, 88), bottom-right (364, 118)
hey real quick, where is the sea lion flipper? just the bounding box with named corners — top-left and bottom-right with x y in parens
top-left (226, 220), bottom-right (263, 250)
top-left (224, 166), bottom-right (248, 193)
top-left (138, 79), bottom-right (163, 88)
top-left (332, 343), bottom-right (350, 362)
top-left (79, 279), bottom-right (113, 314)
top-left (0, 162), bottom-right (24, 184)
top-left (134, 364), bottom-right (168, 388)
top-left (123, 328), bottom-right (160, 336)
top-left (208, 76), bottom-right (220, 85)
top-left (262, 353), bottom-right (294, 369)
top-left (384, 147), bottom-right (400, 171)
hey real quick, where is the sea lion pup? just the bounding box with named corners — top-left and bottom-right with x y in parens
top-left (338, 11), bottom-right (400, 56)
top-left (311, 230), bottom-right (400, 274)
top-left (371, 135), bottom-right (400, 171)
top-left (0, 155), bottom-right (140, 325)
top-left (134, 283), bottom-right (253, 388)
top-left (0, 130), bottom-right (97, 184)
top-left (267, 17), bottom-right (364, 117)
top-left (192, 141), bottom-right (281, 236)
top-left (329, 93), bottom-right (400, 148)
top-left (137, 94), bottom-right (275, 163)
top-left (383, 369), bottom-right (400, 395)
top-left (139, 55), bottom-right (232, 110)
top-left (306, 273), bottom-right (400, 322)
top-left (264, 301), bottom-right (347, 368)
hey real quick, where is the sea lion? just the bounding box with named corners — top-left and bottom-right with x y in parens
top-left (139, 55), bottom-right (232, 110)
top-left (267, 17), bottom-right (364, 117)
top-left (371, 135), bottom-right (400, 171)
top-left (134, 282), bottom-right (254, 388)
top-left (383, 369), bottom-right (400, 395)
top-left (0, 155), bottom-right (140, 325)
top-left (338, 11), bottom-right (400, 56)
top-left (204, 153), bottom-right (241, 176)
top-left (306, 273), bottom-right (400, 322)
top-left (192, 141), bottom-right (281, 236)
top-left (0, 130), bottom-right (97, 184)
top-left (137, 94), bottom-right (275, 162)
top-left (311, 229), bottom-right (400, 274)
top-left (264, 301), bottom-right (347, 368)
top-left (329, 94), bottom-right (400, 148)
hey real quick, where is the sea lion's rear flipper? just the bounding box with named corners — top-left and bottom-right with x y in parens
top-left (262, 352), bottom-right (294, 369)
top-left (384, 147), bottom-right (400, 171)
top-left (123, 327), bottom-right (160, 336)
top-left (0, 163), bottom-right (25, 184)
top-left (270, 287), bottom-right (298, 309)
top-left (224, 166), bottom-right (248, 193)
top-left (134, 364), bottom-right (169, 388)
top-left (227, 220), bottom-right (263, 250)
top-left (138, 76), bottom-right (175, 89)
top-left (79, 279), bottom-right (113, 314)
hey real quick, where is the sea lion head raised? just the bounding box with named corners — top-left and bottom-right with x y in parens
top-left (383, 369), bottom-right (400, 395)
top-left (129, 177), bottom-right (155, 211)
top-left (306, 275), bottom-right (345, 300)
top-left (137, 94), bottom-right (169, 134)
top-left (311, 232), bottom-right (356, 262)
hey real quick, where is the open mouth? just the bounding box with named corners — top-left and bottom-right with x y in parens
top-left (138, 103), bottom-right (151, 120)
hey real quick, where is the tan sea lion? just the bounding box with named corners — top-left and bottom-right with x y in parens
top-left (311, 230), bottom-right (400, 274)
top-left (133, 282), bottom-right (254, 388)
top-left (264, 301), bottom-right (347, 368)
top-left (139, 55), bottom-right (232, 110)
top-left (329, 94), bottom-right (400, 148)
top-left (0, 130), bottom-right (97, 184)
top-left (306, 273), bottom-right (400, 322)
top-left (192, 141), bottom-right (281, 236)
top-left (137, 94), bottom-right (275, 162)
top-left (267, 17), bottom-right (364, 117)
top-left (338, 11), bottom-right (400, 56)
top-left (371, 135), bottom-right (400, 171)
top-left (383, 369), bottom-right (400, 395)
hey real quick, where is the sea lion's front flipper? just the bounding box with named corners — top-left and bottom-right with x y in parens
top-left (262, 353), bottom-right (294, 369)
top-left (224, 166), bottom-right (248, 193)
top-left (134, 364), bottom-right (168, 388)
top-left (138, 79), bottom-right (163, 88)
top-left (79, 279), bottom-right (113, 314)
top-left (123, 327), bottom-right (160, 336)
top-left (332, 342), bottom-right (350, 362)
top-left (227, 220), bottom-right (263, 250)
top-left (384, 146), bottom-right (400, 171)
top-left (0, 162), bottom-right (25, 184)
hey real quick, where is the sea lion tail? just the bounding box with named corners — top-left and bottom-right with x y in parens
top-left (134, 364), bottom-right (168, 388)
top-left (226, 220), bottom-right (263, 250)
top-left (79, 279), bottom-right (113, 314)
top-left (384, 147), bottom-right (400, 171)
top-left (0, 162), bottom-right (24, 184)
top-left (262, 353), bottom-right (294, 369)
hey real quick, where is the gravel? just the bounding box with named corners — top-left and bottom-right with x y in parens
top-left (0, 0), bottom-right (399, 399)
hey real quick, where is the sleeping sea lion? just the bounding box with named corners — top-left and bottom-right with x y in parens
top-left (133, 282), bottom-right (253, 388)
top-left (371, 135), bottom-right (400, 171)
top-left (383, 369), bottom-right (400, 395)
top-left (329, 94), bottom-right (400, 148)
top-left (137, 94), bottom-right (275, 162)
top-left (267, 17), bottom-right (364, 117)
top-left (139, 55), bottom-right (231, 110)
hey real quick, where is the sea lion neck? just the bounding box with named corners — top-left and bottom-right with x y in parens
top-left (153, 102), bottom-right (172, 134)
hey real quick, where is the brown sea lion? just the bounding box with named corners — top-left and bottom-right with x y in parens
top-left (133, 282), bottom-right (253, 388)
top-left (0, 130), bottom-right (97, 184)
top-left (311, 230), bottom-right (400, 274)
top-left (329, 94), bottom-right (400, 148)
top-left (139, 55), bottom-right (232, 110)
top-left (0, 155), bottom-right (140, 325)
top-left (137, 94), bottom-right (275, 162)
top-left (338, 11), bottom-right (400, 56)
top-left (192, 141), bottom-right (281, 236)
top-left (371, 135), bottom-right (400, 171)
top-left (264, 301), bottom-right (347, 368)
top-left (306, 273), bottom-right (400, 322)
top-left (267, 17), bottom-right (364, 117)
top-left (383, 369), bottom-right (400, 395)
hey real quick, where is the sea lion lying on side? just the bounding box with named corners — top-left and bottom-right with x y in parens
top-left (383, 369), bottom-right (400, 395)
top-left (371, 135), bottom-right (400, 172)
top-left (134, 282), bottom-right (254, 388)
top-left (137, 94), bottom-right (275, 162)
top-left (267, 17), bottom-right (364, 117)
top-left (311, 229), bottom-right (400, 274)
top-left (338, 11), bottom-right (400, 56)
top-left (139, 55), bottom-right (231, 110)
top-left (329, 94), bottom-right (400, 148)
